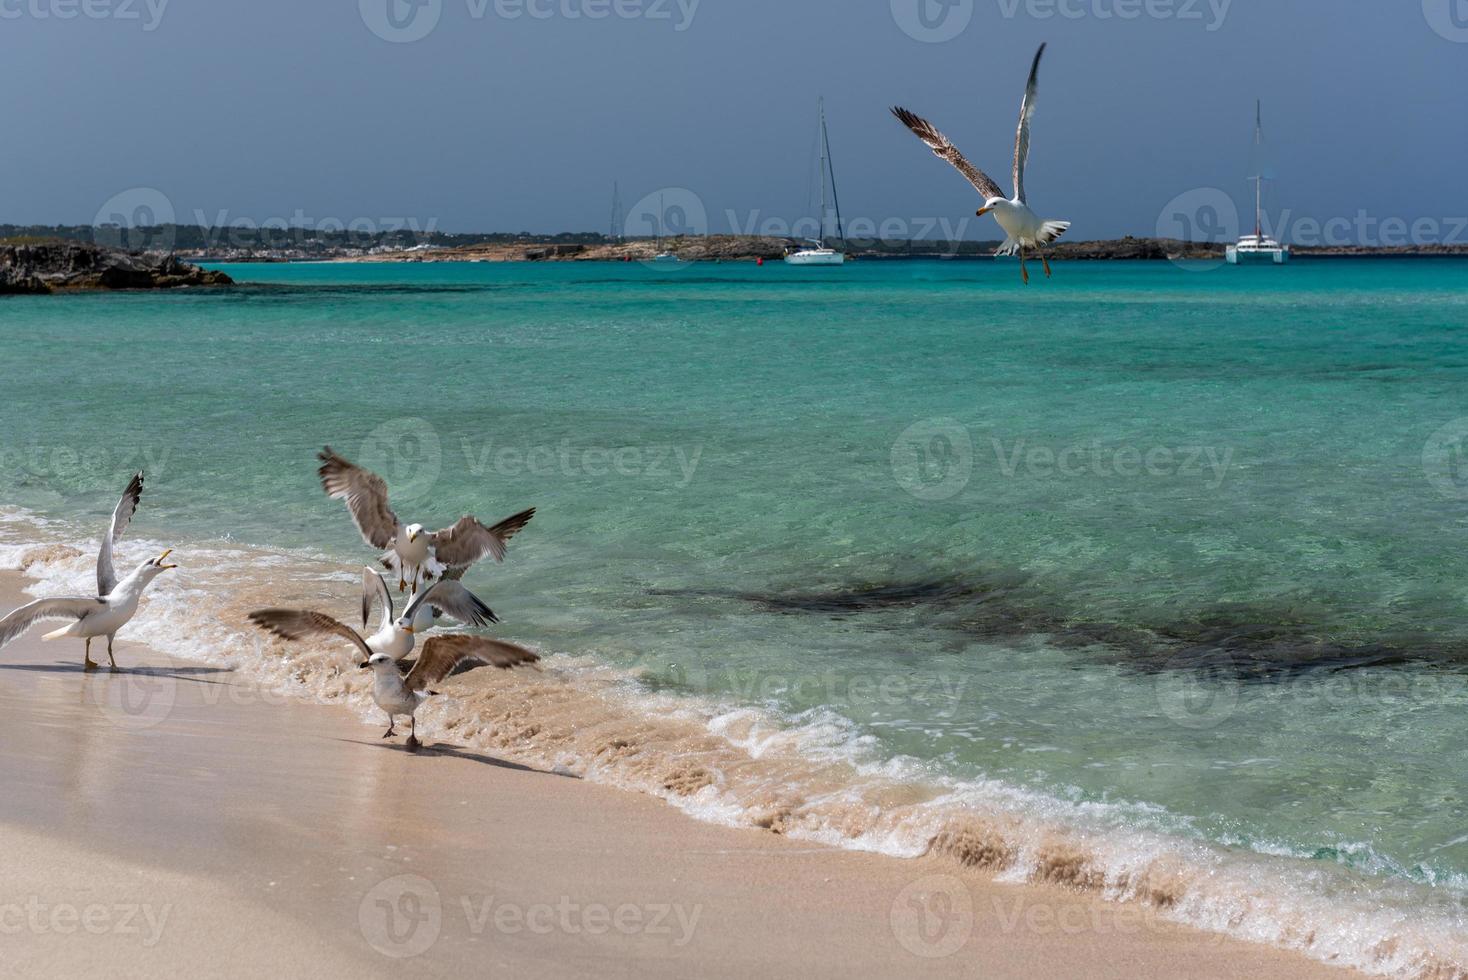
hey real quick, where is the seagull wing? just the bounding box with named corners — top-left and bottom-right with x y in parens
top-left (0, 596), bottom-right (105, 650)
top-left (404, 634), bottom-right (540, 692)
top-left (317, 446), bottom-right (400, 550)
top-left (891, 107), bottom-right (1005, 201)
top-left (1012, 43), bottom-right (1046, 205)
top-left (361, 566), bottom-right (394, 630)
top-left (97, 471), bottom-right (143, 596)
top-left (401, 579), bottom-right (498, 628)
top-left (247, 608), bottom-right (373, 662)
top-left (428, 507), bottom-right (535, 570)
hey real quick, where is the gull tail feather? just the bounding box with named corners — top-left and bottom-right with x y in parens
top-left (42, 623), bottom-right (81, 640)
top-left (995, 236), bottom-right (1020, 257)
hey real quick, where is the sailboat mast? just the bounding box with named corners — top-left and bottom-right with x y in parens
top-left (816, 98), bottom-right (828, 247)
top-left (821, 99), bottom-right (846, 250)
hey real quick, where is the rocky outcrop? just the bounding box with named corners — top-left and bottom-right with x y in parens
top-left (0, 241), bottom-right (233, 294)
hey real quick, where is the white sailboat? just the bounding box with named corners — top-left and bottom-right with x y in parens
top-left (651, 191), bottom-right (684, 265)
top-left (1227, 100), bottom-right (1290, 265)
top-left (785, 98), bottom-right (847, 266)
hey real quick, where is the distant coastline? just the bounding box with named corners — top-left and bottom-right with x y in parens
top-left (5, 225), bottom-right (1465, 269)
top-left (314, 236), bottom-right (1468, 264)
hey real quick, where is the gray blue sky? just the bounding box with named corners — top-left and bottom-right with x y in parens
top-left (2, 0), bottom-right (1464, 241)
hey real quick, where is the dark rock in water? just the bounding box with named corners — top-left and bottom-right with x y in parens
top-left (0, 241), bottom-right (232, 294)
top-left (653, 574), bottom-right (1468, 678)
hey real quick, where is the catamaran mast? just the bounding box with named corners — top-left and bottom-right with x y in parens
top-left (1253, 100), bottom-right (1263, 239)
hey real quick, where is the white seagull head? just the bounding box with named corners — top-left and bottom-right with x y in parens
top-left (137, 549), bottom-right (178, 580)
top-left (404, 523), bottom-right (425, 543)
top-left (976, 196), bottom-right (1011, 217)
top-left (362, 651), bottom-right (396, 669)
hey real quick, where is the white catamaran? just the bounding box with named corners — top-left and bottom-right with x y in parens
top-left (785, 98), bottom-right (847, 266)
top-left (1227, 100), bottom-right (1290, 265)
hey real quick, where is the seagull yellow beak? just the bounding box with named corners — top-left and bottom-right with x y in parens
top-left (976, 207), bottom-right (993, 217)
top-left (401, 625), bottom-right (415, 635)
top-left (157, 548), bottom-right (178, 570)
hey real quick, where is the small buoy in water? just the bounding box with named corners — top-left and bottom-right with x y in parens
top-left (757, 257), bottom-right (764, 266)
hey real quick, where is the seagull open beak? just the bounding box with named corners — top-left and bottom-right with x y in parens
top-left (408, 531), bottom-right (418, 543)
top-left (976, 207), bottom-right (993, 217)
top-left (157, 549), bottom-right (178, 570)
top-left (401, 625), bottom-right (415, 635)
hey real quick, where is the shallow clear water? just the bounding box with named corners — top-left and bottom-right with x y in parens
top-left (2, 258), bottom-right (1466, 973)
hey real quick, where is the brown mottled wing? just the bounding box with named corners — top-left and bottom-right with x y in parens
top-left (428, 507), bottom-right (535, 569)
top-left (317, 446), bottom-right (399, 550)
top-left (404, 634), bottom-right (540, 692)
top-left (1013, 43), bottom-right (1046, 206)
top-left (0, 596), bottom-right (104, 650)
top-left (98, 471), bottom-right (143, 596)
top-left (890, 106), bottom-right (1005, 201)
top-left (247, 608), bottom-right (373, 662)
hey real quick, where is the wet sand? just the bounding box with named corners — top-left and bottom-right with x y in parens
top-left (0, 572), bottom-right (1350, 979)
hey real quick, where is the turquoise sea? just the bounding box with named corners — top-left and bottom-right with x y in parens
top-left (2, 258), bottom-right (1466, 974)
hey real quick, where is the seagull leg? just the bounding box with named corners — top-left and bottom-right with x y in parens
top-left (383, 714), bottom-right (397, 738)
top-left (1042, 253), bottom-right (1053, 279)
top-left (83, 637), bottom-right (96, 672)
top-left (1020, 247), bottom-right (1030, 285)
top-left (407, 715), bottom-right (420, 751)
top-left (106, 634), bottom-right (119, 671)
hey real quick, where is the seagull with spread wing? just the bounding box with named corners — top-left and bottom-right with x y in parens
top-left (248, 608), bottom-right (540, 749)
top-left (360, 566), bottom-right (497, 661)
top-left (0, 472), bottom-right (177, 671)
top-left (892, 43), bottom-right (1069, 284)
top-left (317, 446), bottom-right (536, 592)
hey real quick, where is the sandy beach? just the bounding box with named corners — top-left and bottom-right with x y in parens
top-left (0, 571), bottom-right (1351, 979)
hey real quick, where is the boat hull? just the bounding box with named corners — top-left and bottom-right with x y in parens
top-left (784, 250), bottom-right (846, 266)
top-left (1226, 245), bottom-right (1290, 265)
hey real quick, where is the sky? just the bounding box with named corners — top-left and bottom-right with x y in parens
top-left (2, 0), bottom-right (1465, 242)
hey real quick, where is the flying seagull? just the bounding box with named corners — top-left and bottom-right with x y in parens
top-left (247, 609), bottom-right (540, 749)
top-left (892, 43), bottom-right (1070, 284)
top-left (360, 565), bottom-right (497, 661)
top-left (318, 446), bottom-right (536, 592)
top-left (0, 472), bottom-right (177, 671)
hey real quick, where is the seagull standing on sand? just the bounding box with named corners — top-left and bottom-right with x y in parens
top-left (247, 609), bottom-right (540, 749)
top-left (892, 43), bottom-right (1070, 284)
top-left (360, 565), bottom-right (497, 660)
top-left (318, 446), bottom-right (536, 593)
top-left (0, 473), bottom-right (177, 671)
